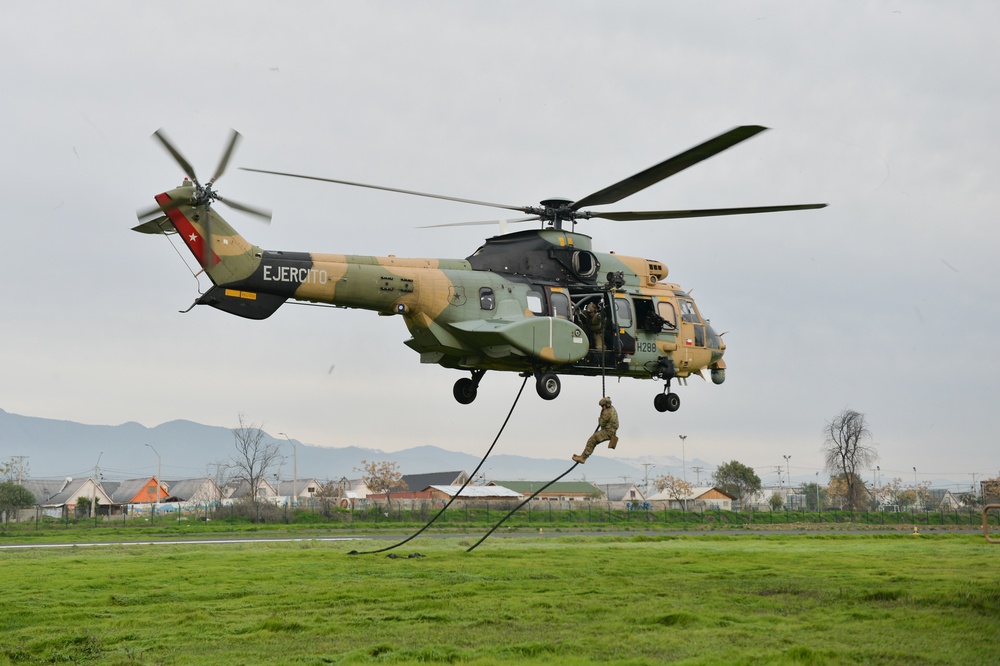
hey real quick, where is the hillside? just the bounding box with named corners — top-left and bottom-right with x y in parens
top-left (0, 408), bottom-right (698, 485)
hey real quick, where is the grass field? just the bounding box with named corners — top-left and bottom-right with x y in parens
top-left (0, 533), bottom-right (997, 665)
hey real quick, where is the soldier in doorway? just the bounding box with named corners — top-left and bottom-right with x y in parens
top-left (573, 396), bottom-right (619, 464)
top-left (583, 301), bottom-right (605, 353)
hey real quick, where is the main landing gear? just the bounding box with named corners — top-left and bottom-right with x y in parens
top-left (453, 369), bottom-right (562, 404)
top-left (453, 369), bottom-right (486, 405)
top-left (654, 381), bottom-right (681, 413)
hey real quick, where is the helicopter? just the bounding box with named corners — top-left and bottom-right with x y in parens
top-left (134, 125), bottom-right (825, 412)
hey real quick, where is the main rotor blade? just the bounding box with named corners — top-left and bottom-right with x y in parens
top-left (571, 125), bottom-right (769, 210)
top-left (136, 199), bottom-right (183, 221)
top-left (217, 195), bottom-right (273, 223)
top-left (152, 129), bottom-right (198, 182)
top-left (418, 215), bottom-right (540, 229)
top-left (209, 129), bottom-right (242, 185)
top-left (240, 167), bottom-right (531, 214)
top-left (588, 203), bottom-right (827, 221)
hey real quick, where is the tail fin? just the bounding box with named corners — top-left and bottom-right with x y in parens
top-left (135, 184), bottom-right (262, 286)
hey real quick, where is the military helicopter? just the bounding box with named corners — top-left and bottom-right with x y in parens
top-left (135, 126), bottom-right (825, 412)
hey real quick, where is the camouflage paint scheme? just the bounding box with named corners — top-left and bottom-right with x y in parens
top-left (136, 180), bottom-right (726, 406)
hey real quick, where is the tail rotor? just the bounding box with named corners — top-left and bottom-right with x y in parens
top-left (138, 129), bottom-right (271, 269)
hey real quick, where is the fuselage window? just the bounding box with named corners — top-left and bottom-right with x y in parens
top-left (550, 292), bottom-right (571, 319)
top-left (526, 290), bottom-right (545, 315)
top-left (657, 301), bottom-right (677, 329)
top-left (614, 297), bottom-right (633, 328)
top-left (479, 287), bottom-right (495, 310)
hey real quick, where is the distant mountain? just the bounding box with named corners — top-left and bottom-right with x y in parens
top-left (0, 408), bottom-right (712, 485)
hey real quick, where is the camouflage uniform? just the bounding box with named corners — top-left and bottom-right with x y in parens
top-left (585, 303), bottom-right (605, 351)
top-left (573, 397), bottom-right (619, 464)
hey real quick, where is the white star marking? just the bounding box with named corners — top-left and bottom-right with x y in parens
top-left (188, 233), bottom-right (198, 242)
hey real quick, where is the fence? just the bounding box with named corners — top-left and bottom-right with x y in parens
top-left (7, 498), bottom-right (1000, 530)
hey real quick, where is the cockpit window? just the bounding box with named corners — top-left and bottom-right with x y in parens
top-left (526, 290), bottom-right (545, 315)
top-left (679, 299), bottom-right (700, 323)
top-left (479, 287), bottom-right (495, 310)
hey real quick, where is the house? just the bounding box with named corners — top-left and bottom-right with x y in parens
top-left (488, 481), bottom-right (604, 501)
top-left (925, 488), bottom-right (961, 511)
top-left (424, 485), bottom-right (523, 501)
top-left (163, 478), bottom-right (224, 504)
top-left (647, 486), bottom-right (736, 510)
top-left (20, 477), bottom-right (115, 517)
top-left (334, 477), bottom-right (370, 499)
top-left (222, 478), bottom-right (277, 500)
top-left (400, 471), bottom-right (469, 492)
top-left (600, 483), bottom-right (644, 503)
top-left (276, 478), bottom-right (321, 503)
top-left (103, 477), bottom-right (168, 507)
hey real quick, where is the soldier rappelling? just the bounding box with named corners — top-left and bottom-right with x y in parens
top-left (573, 396), bottom-right (619, 464)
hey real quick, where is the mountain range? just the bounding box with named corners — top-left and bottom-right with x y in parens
top-left (0, 408), bottom-right (708, 487)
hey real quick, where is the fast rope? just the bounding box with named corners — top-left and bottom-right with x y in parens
top-left (348, 374), bottom-right (529, 556)
top-left (466, 461), bottom-right (580, 553)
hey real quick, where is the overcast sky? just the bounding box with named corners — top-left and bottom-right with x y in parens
top-left (2, 2), bottom-right (997, 489)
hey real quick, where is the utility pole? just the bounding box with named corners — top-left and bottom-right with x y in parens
top-left (146, 443), bottom-right (161, 512)
top-left (692, 466), bottom-right (704, 485)
top-left (92, 452), bottom-right (103, 519)
top-left (642, 463), bottom-right (656, 494)
top-left (279, 433), bottom-right (298, 509)
top-left (679, 435), bottom-right (688, 484)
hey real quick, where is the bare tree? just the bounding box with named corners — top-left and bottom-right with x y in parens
top-left (653, 473), bottom-right (694, 508)
top-left (822, 409), bottom-right (879, 510)
top-left (358, 459), bottom-right (407, 507)
top-left (230, 413), bottom-right (283, 521)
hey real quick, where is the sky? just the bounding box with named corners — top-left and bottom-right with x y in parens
top-left (2, 2), bottom-right (998, 490)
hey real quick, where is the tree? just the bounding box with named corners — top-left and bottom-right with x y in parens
top-left (982, 477), bottom-right (1000, 504)
top-left (0, 481), bottom-right (35, 525)
top-left (713, 460), bottom-right (761, 510)
top-left (229, 413), bottom-right (283, 521)
top-left (822, 409), bottom-right (879, 510)
top-left (653, 474), bottom-right (694, 508)
top-left (801, 482), bottom-right (826, 511)
top-left (358, 459), bottom-right (407, 506)
top-left (769, 492), bottom-right (784, 510)
top-left (1, 458), bottom-right (29, 483)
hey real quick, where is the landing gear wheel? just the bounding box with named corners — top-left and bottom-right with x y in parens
top-left (453, 377), bottom-right (478, 405)
top-left (654, 392), bottom-right (680, 412)
top-left (535, 372), bottom-right (561, 401)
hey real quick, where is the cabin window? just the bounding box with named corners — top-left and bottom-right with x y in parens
top-left (526, 290), bottom-right (545, 315)
top-left (657, 301), bottom-right (677, 329)
top-left (550, 291), bottom-right (571, 319)
top-left (479, 287), bottom-right (495, 310)
top-left (614, 297), bottom-right (633, 328)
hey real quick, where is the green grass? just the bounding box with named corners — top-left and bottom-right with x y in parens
top-left (0, 534), bottom-right (997, 664)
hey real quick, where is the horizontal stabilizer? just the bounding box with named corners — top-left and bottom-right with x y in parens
top-left (196, 286), bottom-right (287, 320)
top-left (131, 216), bottom-right (176, 235)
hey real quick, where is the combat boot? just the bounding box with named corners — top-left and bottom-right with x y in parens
top-left (608, 435), bottom-right (619, 450)
top-left (572, 454), bottom-right (587, 464)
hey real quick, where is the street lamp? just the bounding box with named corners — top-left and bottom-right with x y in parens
top-left (145, 443), bottom-right (161, 511)
top-left (783, 455), bottom-right (792, 506)
top-left (279, 433), bottom-right (298, 509)
top-left (679, 435), bottom-right (688, 484)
